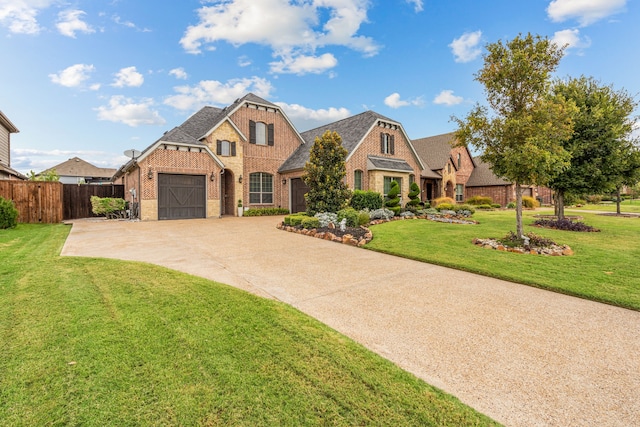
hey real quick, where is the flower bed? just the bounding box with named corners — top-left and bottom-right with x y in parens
top-left (277, 222), bottom-right (372, 246)
top-left (473, 232), bottom-right (573, 256)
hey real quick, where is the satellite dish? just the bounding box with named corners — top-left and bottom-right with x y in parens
top-left (124, 149), bottom-right (142, 159)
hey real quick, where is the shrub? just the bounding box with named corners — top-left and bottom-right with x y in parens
top-left (506, 201), bottom-right (516, 209)
top-left (522, 196), bottom-right (540, 209)
top-left (314, 212), bottom-right (338, 228)
top-left (90, 196), bottom-right (126, 218)
top-left (454, 204), bottom-right (475, 215)
top-left (417, 208), bottom-right (438, 215)
top-left (436, 202), bottom-right (454, 211)
top-left (533, 218), bottom-right (600, 232)
top-left (432, 197), bottom-right (455, 207)
top-left (405, 182), bottom-right (421, 212)
top-left (337, 207), bottom-right (359, 228)
top-left (499, 231), bottom-right (558, 249)
top-left (585, 195), bottom-right (603, 204)
top-left (369, 208), bottom-right (394, 220)
top-left (284, 214), bottom-right (307, 226)
top-left (384, 181), bottom-right (401, 215)
top-left (357, 211), bottom-right (371, 226)
top-left (301, 217), bottom-right (320, 229)
top-left (244, 207), bottom-right (289, 216)
top-left (351, 190), bottom-right (383, 211)
top-left (0, 197), bottom-right (19, 229)
top-left (491, 203), bottom-right (502, 209)
top-left (466, 195), bottom-right (493, 205)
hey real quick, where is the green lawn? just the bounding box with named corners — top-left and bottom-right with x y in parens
top-left (0, 224), bottom-right (498, 427)
top-left (567, 199), bottom-right (640, 213)
top-left (366, 210), bottom-right (640, 311)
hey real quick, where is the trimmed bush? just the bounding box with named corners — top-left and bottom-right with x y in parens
top-left (244, 207), bottom-right (289, 216)
top-left (0, 197), bottom-right (19, 229)
top-left (301, 217), bottom-right (320, 229)
top-left (507, 201), bottom-right (516, 209)
top-left (522, 196), bottom-right (540, 208)
top-left (476, 204), bottom-right (493, 210)
top-left (432, 197), bottom-right (455, 207)
top-left (369, 208), bottom-right (394, 220)
top-left (357, 211), bottom-right (370, 226)
top-left (284, 214), bottom-right (307, 226)
top-left (405, 182), bottom-right (421, 212)
top-left (314, 212), bottom-right (338, 228)
top-left (337, 207), bottom-right (359, 228)
top-left (351, 190), bottom-right (383, 211)
top-left (533, 218), bottom-right (600, 232)
top-left (491, 203), bottom-right (501, 208)
top-left (90, 196), bottom-right (126, 218)
top-left (384, 181), bottom-right (401, 215)
top-left (466, 195), bottom-right (493, 205)
top-left (585, 195), bottom-right (603, 204)
top-left (436, 202), bottom-right (454, 211)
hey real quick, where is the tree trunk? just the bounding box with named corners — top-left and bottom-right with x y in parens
top-left (515, 183), bottom-right (524, 238)
top-left (616, 188), bottom-right (622, 215)
top-left (556, 190), bottom-right (565, 220)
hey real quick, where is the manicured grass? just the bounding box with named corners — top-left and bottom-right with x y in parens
top-left (568, 199), bottom-right (640, 213)
top-left (0, 224), bottom-right (498, 426)
top-left (366, 210), bottom-right (640, 311)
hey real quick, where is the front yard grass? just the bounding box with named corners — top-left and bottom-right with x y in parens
top-left (366, 210), bottom-right (640, 311)
top-left (0, 224), bottom-right (498, 426)
top-left (568, 199), bottom-right (640, 213)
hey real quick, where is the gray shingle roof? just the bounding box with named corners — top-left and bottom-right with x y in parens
top-left (412, 132), bottom-right (457, 171)
top-left (466, 157), bottom-right (511, 186)
top-left (367, 156), bottom-right (413, 172)
top-left (160, 127), bottom-right (204, 145)
top-left (179, 106), bottom-right (225, 139)
top-left (279, 110), bottom-right (394, 172)
top-left (40, 157), bottom-right (116, 178)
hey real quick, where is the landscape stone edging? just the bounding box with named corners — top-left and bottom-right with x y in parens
top-left (472, 237), bottom-right (574, 256)
top-left (276, 223), bottom-right (373, 247)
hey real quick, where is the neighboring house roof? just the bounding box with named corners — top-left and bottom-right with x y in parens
top-left (279, 110), bottom-right (426, 172)
top-left (0, 163), bottom-right (27, 180)
top-left (412, 132), bottom-right (476, 171)
top-left (466, 157), bottom-right (511, 187)
top-left (0, 110), bottom-right (19, 133)
top-left (40, 157), bottom-right (116, 179)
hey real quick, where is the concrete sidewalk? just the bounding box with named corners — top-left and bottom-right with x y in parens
top-left (61, 216), bottom-right (640, 426)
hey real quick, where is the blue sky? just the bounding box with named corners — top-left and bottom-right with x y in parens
top-left (1, 0), bottom-right (638, 174)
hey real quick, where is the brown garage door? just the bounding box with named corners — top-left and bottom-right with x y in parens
top-left (291, 178), bottom-right (309, 214)
top-left (158, 174), bottom-right (206, 220)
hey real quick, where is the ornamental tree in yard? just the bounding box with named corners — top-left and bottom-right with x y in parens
top-left (385, 180), bottom-right (401, 215)
top-left (406, 181), bottom-right (421, 212)
top-left (549, 76), bottom-right (640, 219)
top-left (453, 33), bottom-right (576, 237)
top-left (303, 130), bottom-right (351, 215)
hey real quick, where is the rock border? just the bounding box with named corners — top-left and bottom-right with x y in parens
top-left (277, 223), bottom-right (373, 247)
top-left (472, 237), bottom-right (574, 256)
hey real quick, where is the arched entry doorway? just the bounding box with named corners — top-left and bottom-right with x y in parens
top-left (445, 180), bottom-right (454, 199)
top-left (222, 169), bottom-right (235, 216)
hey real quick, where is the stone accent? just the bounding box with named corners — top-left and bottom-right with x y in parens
top-left (472, 237), bottom-right (573, 256)
top-left (276, 223), bottom-right (373, 247)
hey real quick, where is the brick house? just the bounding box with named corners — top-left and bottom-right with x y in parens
top-left (279, 110), bottom-right (426, 213)
top-left (113, 95), bottom-right (427, 220)
top-left (411, 133), bottom-right (475, 203)
top-left (0, 110), bottom-right (26, 180)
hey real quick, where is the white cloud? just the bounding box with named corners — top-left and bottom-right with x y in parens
top-left (551, 28), bottom-right (591, 51)
top-left (449, 30), bottom-right (482, 63)
top-left (169, 68), bottom-right (188, 80)
top-left (276, 102), bottom-right (351, 130)
top-left (49, 63), bottom-right (98, 89)
top-left (238, 55), bottom-right (252, 67)
top-left (112, 66), bottom-right (144, 88)
top-left (0, 0), bottom-right (55, 34)
top-left (179, 0), bottom-right (379, 75)
top-left (407, 0), bottom-right (423, 12)
top-left (96, 96), bottom-right (165, 127)
top-left (56, 9), bottom-right (94, 38)
top-left (112, 15), bottom-right (150, 32)
top-left (270, 52), bottom-right (338, 74)
top-left (384, 92), bottom-right (424, 109)
top-left (433, 90), bottom-right (463, 106)
top-left (10, 148), bottom-right (126, 173)
top-left (164, 77), bottom-right (274, 111)
top-left (547, 0), bottom-right (626, 26)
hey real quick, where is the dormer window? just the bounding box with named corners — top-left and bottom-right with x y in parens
top-left (381, 133), bottom-right (395, 155)
top-left (249, 120), bottom-right (274, 146)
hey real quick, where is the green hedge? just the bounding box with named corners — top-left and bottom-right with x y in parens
top-left (301, 217), bottom-right (320, 229)
top-left (243, 207), bottom-right (290, 216)
top-left (0, 197), bottom-right (19, 229)
top-left (284, 213), bottom-right (307, 226)
top-left (351, 190), bottom-right (383, 211)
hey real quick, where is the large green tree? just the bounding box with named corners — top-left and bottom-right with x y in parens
top-left (453, 33), bottom-right (576, 237)
top-left (549, 76), bottom-right (639, 219)
top-left (303, 130), bottom-right (351, 215)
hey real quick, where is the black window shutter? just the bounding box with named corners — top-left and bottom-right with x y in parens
top-left (390, 135), bottom-right (395, 155)
top-left (380, 133), bottom-right (385, 153)
top-left (249, 120), bottom-right (256, 144)
top-left (216, 140), bottom-right (222, 155)
top-left (268, 124), bottom-right (274, 146)
top-left (231, 141), bottom-right (236, 156)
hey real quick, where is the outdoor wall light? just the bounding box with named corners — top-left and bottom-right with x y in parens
top-left (282, 178), bottom-right (287, 185)
top-left (147, 169), bottom-right (153, 179)
top-left (210, 172), bottom-right (215, 182)
top-left (238, 175), bottom-right (243, 183)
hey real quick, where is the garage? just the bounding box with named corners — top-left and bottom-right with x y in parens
top-left (158, 174), bottom-right (206, 220)
top-left (290, 178), bottom-right (309, 214)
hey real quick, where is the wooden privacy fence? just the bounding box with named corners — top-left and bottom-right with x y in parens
top-left (0, 181), bottom-right (63, 223)
top-left (0, 181), bottom-right (125, 223)
top-left (63, 184), bottom-right (124, 220)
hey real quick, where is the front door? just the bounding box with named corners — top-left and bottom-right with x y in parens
top-left (222, 170), bottom-right (235, 216)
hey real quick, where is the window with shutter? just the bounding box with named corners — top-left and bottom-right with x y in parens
top-left (249, 120), bottom-right (256, 144)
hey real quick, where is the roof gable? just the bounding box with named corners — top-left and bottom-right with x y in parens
top-left (0, 110), bottom-right (19, 133)
top-left (412, 132), bottom-right (458, 170)
top-left (466, 157), bottom-right (511, 187)
top-left (40, 157), bottom-right (116, 178)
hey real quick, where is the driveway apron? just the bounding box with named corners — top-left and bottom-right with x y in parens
top-left (61, 216), bottom-right (640, 427)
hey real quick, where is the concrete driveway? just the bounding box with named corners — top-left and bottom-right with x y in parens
top-left (61, 216), bottom-right (640, 427)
